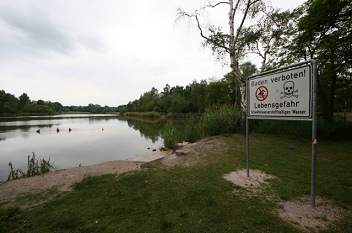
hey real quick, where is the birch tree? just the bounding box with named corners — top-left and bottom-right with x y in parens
top-left (177, 0), bottom-right (264, 131)
top-left (240, 8), bottom-right (301, 71)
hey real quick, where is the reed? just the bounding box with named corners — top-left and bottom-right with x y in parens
top-left (123, 112), bottom-right (161, 118)
top-left (200, 105), bottom-right (241, 136)
top-left (162, 122), bottom-right (178, 149)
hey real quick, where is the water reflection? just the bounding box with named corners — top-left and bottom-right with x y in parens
top-left (0, 114), bottom-right (197, 182)
top-left (0, 114), bottom-right (166, 182)
top-left (121, 117), bottom-right (166, 143)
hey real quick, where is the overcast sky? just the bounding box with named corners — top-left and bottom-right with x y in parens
top-left (0, 0), bottom-right (306, 107)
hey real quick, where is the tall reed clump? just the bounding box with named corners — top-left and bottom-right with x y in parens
top-left (124, 112), bottom-right (161, 118)
top-left (200, 105), bottom-right (241, 136)
top-left (162, 122), bottom-right (179, 149)
top-left (161, 105), bottom-right (241, 149)
top-left (183, 121), bottom-right (202, 143)
top-left (7, 152), bottom-right (56, 181)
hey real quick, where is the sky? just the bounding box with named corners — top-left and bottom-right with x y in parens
top-left (0, 0), bottom-right (306, 107)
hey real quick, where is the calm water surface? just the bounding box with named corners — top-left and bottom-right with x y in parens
top-left (0, 114), bottom-right (165, 182)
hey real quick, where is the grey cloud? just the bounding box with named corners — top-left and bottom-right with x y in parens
top-left (0, 7), bottom-right (75, 56)
top-left (77, 33), bottom-right (106, 52)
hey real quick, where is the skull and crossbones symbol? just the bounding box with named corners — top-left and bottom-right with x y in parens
top-left (280, 81), bottom-right (298, 99)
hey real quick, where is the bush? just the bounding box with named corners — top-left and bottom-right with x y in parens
top-left (317, 120), bottom-right (352, 140)
top-left (249, 116), bottom-right (352, 140)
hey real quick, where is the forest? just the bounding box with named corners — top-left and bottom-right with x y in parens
top-left (0, 90), bottom-right (116, 116)
top-left (117, 71), bottom-right (247, 115)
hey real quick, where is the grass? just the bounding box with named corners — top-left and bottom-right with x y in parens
top-left (1, 134), bottom-right (351, 232)
top-left (12, 187), bottom-right (60, 208)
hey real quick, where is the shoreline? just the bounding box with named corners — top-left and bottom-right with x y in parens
top-left (0, 150), bottom-right (172, 209)
top-left (0, 160), bottom-right (144, 208)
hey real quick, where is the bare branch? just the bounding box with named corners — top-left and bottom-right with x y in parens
top-left (207, 1), bottom-right (229, 8)
top-left (176, 8), bottom-right (230, 54)
top-left (232, 0), bottom-right (241, 21)
top-left (194, 15), bottom-right (231, 53)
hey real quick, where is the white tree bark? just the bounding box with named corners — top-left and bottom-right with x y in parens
top-left (177, 0), bottom-right (262, 131)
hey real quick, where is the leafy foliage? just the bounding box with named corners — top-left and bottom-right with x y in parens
top-left (120, 76), bottom-right (252, 117)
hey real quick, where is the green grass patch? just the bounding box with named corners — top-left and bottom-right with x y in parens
top-left (13, 187), bottom-right (61, 207)
top-left (2, 134), bottom-right (351, 232)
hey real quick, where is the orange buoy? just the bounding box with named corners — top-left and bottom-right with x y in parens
top-left (69, 128), bottom-right (72, 132)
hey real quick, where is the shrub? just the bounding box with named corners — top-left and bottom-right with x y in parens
top-left (250, 118), bottom-right (352, 140)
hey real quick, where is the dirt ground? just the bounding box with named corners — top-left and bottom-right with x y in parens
top-left (0, 136), bottom-right (348, 231)
top-left (224, 169), bottom-right (349, 232)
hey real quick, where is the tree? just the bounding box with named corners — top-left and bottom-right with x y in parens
top-left (205, 80), bottom-right (231, 106)
top-left (36, 99), bottom-right (46, 105)
top-left (223, 61), bottom-right (258, 107)
top-left (19, 93), bottom-right (31, 109)
top-left (285, 0), bottom-right (352, 123)
top-left (53, 102), bottom-right (63, 112)
top-left (240, 8), bottom-right (301, 71)
top-left (177, 0), bottom-right (265, 131)
top-left (139, 87), bottom-right (160, 112)
top-left (0, 91), bottom-right (19, 114)
top-left (186, 80), bottom-right (208, 113)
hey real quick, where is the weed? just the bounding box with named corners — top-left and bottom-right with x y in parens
top-left (7, 152), bottom-right (56, 181)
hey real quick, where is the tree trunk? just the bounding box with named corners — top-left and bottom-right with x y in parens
top-left (229, 0), bottom-right (246, 132)
top-left (317, 76), bottom-right (330, 123)
top-left (230, 53), bottom-right (246, 132)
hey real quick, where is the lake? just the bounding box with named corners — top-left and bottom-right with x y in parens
top-left (0, 114), bottom-right (169, 182)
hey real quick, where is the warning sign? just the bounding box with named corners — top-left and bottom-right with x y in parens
top-left (255, 86), bottom-right (268, 101)
top-left (247, 64), bottom-right (312, 119)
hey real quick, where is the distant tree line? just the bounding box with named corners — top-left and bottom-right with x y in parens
top-left (0, 90), bottom-right (117, 116)
top-left (118, 63), bottom-right (257, 115)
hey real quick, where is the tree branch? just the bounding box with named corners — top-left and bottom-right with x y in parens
top-left (176, 8), bottom-right (230, 54)
top-left (234, 0), bottom-right (258, 46)
top-left (207, 1), bottom-right (229, 8)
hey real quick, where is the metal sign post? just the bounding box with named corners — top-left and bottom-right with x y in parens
top-left (246, 60), bottom-right (317, 207)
